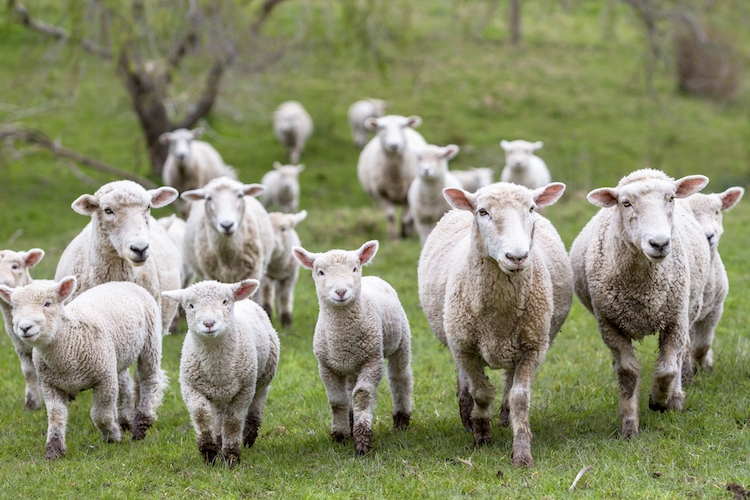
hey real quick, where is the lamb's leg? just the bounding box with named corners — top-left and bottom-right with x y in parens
top-left (498, 370), bottom-right (513, 427)
top-left (319, 364), bottom-right (351, 443)
top-left (90, 378), bottom-right (122, 443)
top-left (117, 370), bottom-right (135, 432)
top-left (400, 204), bottom-right (414, 239)
top-left (599, 321), bottom-right (641, 439)
top-left (259, 278), bottom-right (275, 320)
top-left (244, 383), bottom-right (270, 449)
top-left (222, 385), bottom-right (255, 467)
top-left (455, 352), bottom-right (495, 446)
top-left (183, 386), bottom-right (220, 464)
top-left (276, 275), bottom-right (297, 329)
top-left (351, 360), bottom-right (384, 455)
top-left (508, 348), bottom-right (545, 468)
top-left (456, 366), bottom-right (474, 432)
top-left (691, 304), bottom-right (722, 373)
top-left (132, 337), bottom-right (167, 440)
top-left (387, 339), bottom-right (413, 430)
top-left (650, 322), bottom-right (688, 412)
top-left (42, 385), bottom-right (69, 460)
top-left (378, 199), bottom-right (398, 240)
top-left (18, 346), bottom-right (42, 411)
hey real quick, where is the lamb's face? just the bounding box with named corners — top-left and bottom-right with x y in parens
top-left (269, 211), bottom-right (306, 255)
top-left (416, 145), bottom-right (458, 180)
top-left (275, 165), bottom-right (303, 198)
top-left (370, 115), bottom-right (420, 155)
top-left (0, 249), bottom-right (43, 289)
top-left (165, 129), bottom-right (196, 164)
top-left (501, 140), bottom-right (541, 170)
top-left (0, 279), bottom-right (73, 346)
top-left (686, 194), bottom-right (724, 251)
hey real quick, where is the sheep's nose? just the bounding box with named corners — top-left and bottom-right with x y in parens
top-left (203, 320), bottom-right (215, 330)
top-left (706, 232), bottom-right (716, 245)
top-left (220, 221), bottom-right (235, 233)
top-left (505, 252), bottom-right (529, 265)
top-left (19, 324), bottom-right (33, 335)
top-left (335, 289), bottom-right (347, 300)
top-left (130, 243), bottom-right (150, 258)
top-left (648, 237), bottom-right (670, 253)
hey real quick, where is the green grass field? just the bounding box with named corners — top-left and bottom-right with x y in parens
top-left (1, 1), bottom-right (750, 498)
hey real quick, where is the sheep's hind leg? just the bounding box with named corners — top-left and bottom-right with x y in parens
top-left (457, 354), bottom-right (495, 446)
top-left (498, 370), bottom-right (513, 427)
top-left (387, 340), bottom-right (413, 430)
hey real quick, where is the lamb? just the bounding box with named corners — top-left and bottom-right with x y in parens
top-left (450, 167), bottom-right (494, 193)
top-left (157, 214), bottom-right (194, 288)
top-left (499, 140), bottom-right (551, 190)
top-left (569, 169), bottom-right (711, 439)
top-left (159, 127), bottom-right (237, 218)
top-left (678, 187), bottom-right (744, 375)
top-left (260, 162), bottom-right (305, 214)
top-left (418, 181), bottom-right (573, 467)
top-left (273, 100), bottom-right (313, 164)
top-left (0, 278), bottom-right (166, 460)
top-left (162, 279), bottom-right (279, 467)
top-left (348, 98), bottom-right (387, 148)
top-left (259, 210), bottom-right (307, 328)
top-left (293, 240), bottom-right (413, 455)
top-left (181, 177), bottom-right (275, 288)
top-left (407, 144), bottom-right (462, 244)
top-left (357, 114), bottom-right (428, 239)
top-left (0, 248), bottom-right (45, 411)
top-left (55, 180), bottom-right (183, 336)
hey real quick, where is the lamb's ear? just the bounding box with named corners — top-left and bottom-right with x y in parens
top-left (181, 188), bottom-right (206, 202)
top-left (358, 240), bottom-right (379, 266)
top-left (233, 279), bottom-right (259, 301)
top-left (191, 127), bottom-right (205, 139)
top-left (273, 161), bottom-right (282, 170)
top-left (364, 117), bottom-right (379, 131)
top-left (587, 188), bottom-right (619, 208)
top-left (72, 194), bottom-right (99, 215)
top-left (150, 187), bottom-right (179, 208)
top-left (158, 132), bottom-right (172, 144)
top-left (444, 188), bottom-right (476, 211)
top-left (533, 183), bottom-right (566, 208)
top-left (442, 145), bottom-right (460, 160)
top-left (674, 175), bottom-right (709, 198)
top-left (291, 210), bottom-right (308, 227)
top-left (0, 285), bottom-right (13, 305)
top-left (243, 183), bottom-right (265, 198)
top-left (57, 276), bottom-right (77, 301)
top-left (532, 141), bottom-right (544, 151)
top-left (161, 289), bottom-right (185, 303)
top-left (296, 164), bottom-right (305, 172)
top-left (292, 246), bottom-right (316, 269)
top-left (23, 249), bottom-right (45, 268)
top-left (500, 140), bottom-right (510, 151)
top-left (406, 115), bottom-right (422, 128)
top-left (720, 187), bottom-right (744, 211)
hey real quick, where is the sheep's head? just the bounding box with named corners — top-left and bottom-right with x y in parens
top-left (159, 127), bottom-right (204, 164)
top-left (182, 177), bottom-right (264, 236)
top-left (163, 280), bottom-right (258, 339)
top-left (272, 162), bottom-right (305, 199)
top-left (587, 169), bottom-right (708, 263)
top-left (683, 187), bottom-right (743, 251)
top-left (269, 210), bottom-right (307, 255)
top-left (500, 140), bottom-right (543, 171)
top-left (72, 181), bottom-right (178, 266)
top-left (444, 182), bottom-right (565, 275)
top-left (293, 241), bottom-right (378, 307)
top-left (365, 115), bottom-right (421, 155)
top-left (416, 145), bottom-right (459, 180)
top-left (0, 248), bottom-right (44, 289)
top-left (0, 277), bottom-right (76, 345)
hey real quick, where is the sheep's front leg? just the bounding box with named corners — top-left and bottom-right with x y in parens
top-left (91, 377), bottom-right (122, 443)
top-left (455, 352), bottom-right (495, 446)
top-left (378, 199), bottom-right (398, 240)
top-left (650, 321), bottom-right (688, 412)
top-left (222, 385), bottom-right (255, 467)
top-left (400, 204), bottom-right (414, 238)
top-left (117, 370), bottom-right (135, 432)
top-left (258, 278), bottom-right (275, 320)
top-left (352, 360), bottom-right (384, 455)
top-left (133, 339), bottom-right (166, 440)
top-left (276, 275), bottom-right (296, 329)
top-left (599, 320), bottom-right (641, 439)
top-left (183, 385), bottom-right (220, 464)
top-left (319, 364), bottom-right (351, 443)
top-left (456, 366), bottom-right (474, 432)
top-left (18, 346), bottom-right (42, 411)
top-left (498, 370), bottom-right (513, 427)
top-left (42, 385), bottom-right (69, 460)
top-left (387, 338), bottom-right (413, 430)
top-left (509, 349), bottom-right (546, 468)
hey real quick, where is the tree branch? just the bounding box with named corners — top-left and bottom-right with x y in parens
top-left (176, 59), bottom-right (226, 129)
top-left (250, 0), bottom-right (289, 35)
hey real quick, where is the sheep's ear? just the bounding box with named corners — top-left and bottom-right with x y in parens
top-left (150, 187), bottom-right (179, 208)
top-left (443, 145), bottom-right (460, 160)
top-left (291, 210), bottom-right (308, 227)
top-left (293, 246), bottom-right (316, 269)
top-left (587, 188), bottom-right (618, 208)
top-left (720, 187), bottom-right (744, 211)
top-left (674, 175), bottom-right (709, 198)
top-left (364, 117), bottom-right (379, 131)
top-left (533, 183), bottom-right (566, 207)
top-left (444, 188), bottom-right (476, 211)
top-left (500, 140), bottom-right (510, 151)
top-left (57, 276), bottom-right (77, 301)
top-left (0, 285), bottom-right (13, 305)
top-left (406, 115), bottom-right (422, 128)
top-left (243, 184), bottom-right (265, 198)
top-left (191, 127), bottom-right (204, 139)
top-left (357, 240), bottom-right (379, 266)
top-left (296, 164), bottom-right (305, 172)
top-left (161, 289), bottom-right (185, 303)
top-left (233, 280), bottom-right (259, 301)
top-left (532, 141), bottom-right (544, 151)
top-left (181, 188), bottom-right (206, 202)
top-left (273, 161), bottom-right (282, 170)
top-left (72, 194), bottom-right (99, 215)
top-left (158, 132), bottom-right (172, 144)
top-left (23, 249), bottom-right (45, 268)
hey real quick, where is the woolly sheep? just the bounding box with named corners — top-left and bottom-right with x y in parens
top-left (569, 169), bottom-right (710, 439)
top-left (348, 98), bottom-right (387, 148)
top-left (159, 127), bottom-right (237, 218)
top-left (273, 101), bottom-right (313, 164)
top-left (158, 214), bottom-right (194, 288)
top-left (293, 240), bottom-right (413, 455)
top-left (181, 177), bottom-right (275, 289)
top-left (162, 279), bottom-right (279, 467)
top-left (499, 140), bottom-right (551, 190)
top-left (55, 180), bottom-right (182, 336)
top-left (357, 114), bottom-right (428, 239)
top-left (450, 167), bottom-right (494, 193)
top-left (0, 278), bottom-right (166, 460)
top-left (0, 248), bottom-right (44, 411)
top-left (418, 182), bottom-right (573, 467)
top-left (260, 162), bottom-right (305, 214)
top-left (678, 187), bottom-right (744, 375)
top-left (260, 210), bottom-right (307, 328)
top-left (407, 144), bottom-right (462, 244)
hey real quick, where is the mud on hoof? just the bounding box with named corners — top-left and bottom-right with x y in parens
top-left (331, 430), bottom-right (349, 443)
top-left (353, 422), bottom-right (373, 456)
top-left (512, 450), bottom-right (534, 468)
top-left (199, 440), bottom-right (221, 465)
top-left (24, 394), bottom-right (42, 412)
top-left (621, 419), bottom-right (639, 439)
top-left (458, 388), bottom-right (474, 432)
top-left (280, 312), bottom-right (292, 329)
top-left (222, 446), bottom-right (241, 468)
top-left (472, 417), bottom-right (492, 446)
top-left (131, 412), bottom-right (155, 440)
top-left (45, 436), bottom-right (65, 461)
top-left (497, 406), bottom-right (510, 427)
top-left (393, 412), bottom-right (411, 430)
top-left (243, 414), bottom-right (260, 449)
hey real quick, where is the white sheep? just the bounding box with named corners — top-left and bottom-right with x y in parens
top-left (0, 248), bottom-right (45, 411)
top-left (348, 98), bottom-right (387, 148)
top-left (159, 127), bottom-right (237, 218)
top-left (357, 114), bottom-right (428, 239)
top-left (273, 100), bottom-right (313, 164)
top-left (181, 177), bottom-right (275, 289)
top-left (678, 187), bottom-right (744, 375)
top-left (450, 167), bottom-right (494, 193)
top-left (259, 210), bottom-right (307, 328)
top-left (407, 144), bottom-right (462, 244)
top-left (418, 182), bottom-right (573, 467)
top-left (0, 278), bottom-right (166, 460)
top-left (499, 140), bottom-right (551, 190)
top-left (260, 162), bottom-right (305, 214)
top-left (569, 169), bottom-right (710, 439)
top-left (162, 279), bottom-right (279, 467)
top-left (293, 240), bottom-right (413, 455)
top-left (157, 214), bottom-right (194, 288)
top-left (55, 180), bottom-right (183, 336)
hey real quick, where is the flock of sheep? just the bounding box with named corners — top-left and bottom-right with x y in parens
top-left (0, 96), bottom-right (744, 469)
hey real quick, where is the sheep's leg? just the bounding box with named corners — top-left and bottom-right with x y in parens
top-left (117, 370), bottom-right (135, 432)
top-left (400, 204), bottom-right (414, 239)
top-left (650, 324), bottom-right (687, 413)
top-left (42, 385), bottom-right (69, 460)
top-left (352, 360), bottom-right (383, 455)
top-left (691, 305), bottom-right (721, 373)
top-left (17, 345), bottom-right (42, 411)
top-left (498, 370), bottom-right (513, 427)
top-left (183, 385), bottom-right (220, 464)
top-left (509, 349), bottom-right (545, 468)
top-left (345, 376), bottom-right (356, 434)
top-left (387, 340), bottom-right (413, 430)
top-left (456, 352), bottom-right (495, 446)
top-left (132, 338), bottom-right (166, 440)
top-left (456, 366), bottom-right (474, 432)
top-left (276, 275), bottom-right (296, 329)
top-left (259, 278), bottom-right (275, 320)
top-left (90, 378), bottom-right (122, 443)
top-left (599, 322), bottom-right (641, 438)
top-left (221, 385), bottom-right (255, 467)
top-left (319, 364), bottom-right (351, 443)
top-left (378, 199), bottom-right (398, 240)
top-left (244, 383), bottom-right (270, 449)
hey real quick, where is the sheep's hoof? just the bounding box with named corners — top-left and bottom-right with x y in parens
top-left (331, 431), bottom-right (349, 443)
top-left (511, 450), bottom-right (534, 468)
top-left (472, 418), bottom-right (492, 446)
top-left (458, 389), bottom-right (474, 432)
top-left (24, 395), bottom-right (42, 412)
top-left (45, 437), bottom-right (65, 460)
top-left (243, 415), bottom-right (260, 449)
top-left (353, 423), bottom-right (372, 456)
top-left (132, 412), bottom-right (155, 440)
top-left (262, 304), bottom-right (273, 319)
top-left (393, 412), bottom-right (411, 431)
top-left (621, 420), bottom-right (639, 439)
top-left (497, 407), bottom-right (510, 427)
top-left (120, 420), bottom-right (132, 433)
top-left (199, 441), bottom-right (221, 465)
top-left (280, 312), bottom-right (292, 329)
top-left (222, 447), bottom-right (241, 468)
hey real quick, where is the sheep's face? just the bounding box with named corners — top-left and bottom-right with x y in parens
top-left (269, 211), bottom-right (307, 256)
top-left (416, 145), bottom-right (459, 180)
top-left (367, 115), bottom-right (422, 155)
top-left (0, 249), bottom-right (44, 289)
top-left (160, 128), bottom-right (203, 164)
top-left (500, 140), bottom-right (542, 171)
top-left (274, 164), bottom-right (304, 199)
top-left (184, 178), bottom-right (264, 237)
top-left (0, 278), bottom-right (75, 346)
top-left (684, 188), bottom-right (743, 251)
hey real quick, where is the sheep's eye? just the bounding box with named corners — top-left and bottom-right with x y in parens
top-left (104, 207), bottom-right (114, 215)
top-left (622, 201), bottom-right (632, 208)
top-left (188, 304), bottom-right (194, 309)
top-left (352, 267), bottom-right (358, 273)
top-left (529, 206), bottom-right (535, 213)
top-left (222, 299), bottom-right (228, 305)
top-left (715, 210), bottom-right (720, 216)
top-left (317, 270), bottom-right (325, 276)
top-left (43, 300), bottom-right (52, 308)
top-left (237, 193), bottom-right (244, 199)
top-left (478, 208), bottom-right (489, 217)
top-left (11, 263), bottom-right (19, 270)
top-left (668, 196), bottom-right (674, 203)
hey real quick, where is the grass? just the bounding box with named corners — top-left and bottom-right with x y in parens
top-left (1, 0), bottom-right (750, 498)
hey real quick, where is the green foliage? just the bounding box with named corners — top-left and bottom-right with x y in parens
top-left (1, 0), bottom-right (750, 498)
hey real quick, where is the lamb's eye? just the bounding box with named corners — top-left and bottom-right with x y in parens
top-left (352, 267), bottom-right (358, 273)
top-left (11, 263), bottom-right (19, 270)
top-left (223, 300), bottom-right (228, 305)
top-left (237, 193), bottom-right (244, 199)
top-left (478, 208), bottom-right (489, 217)
top-left (188, 304), bottom-right (194, 309)
top-left (44, 300), bottom-right (52, 308)
top-left (668, 196), bottom-right (674, 203)
top-left (715, 210), bottom-right (720, 216)
top-left (529, 206), bottom-right (535, 213)
top-left (622, 201), bottom-right (631, 208)
top-left (104, 207), bottom-right (114, 215)
top-left (317, 270), bottom-right (325, 276)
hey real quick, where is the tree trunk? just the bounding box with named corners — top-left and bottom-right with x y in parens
top-left (509, 0), bottom-right (521, 45)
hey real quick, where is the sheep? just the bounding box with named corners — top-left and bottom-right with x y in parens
top-left (357, 114), bottom-right (428, 239)
top-left (159, 127), bottom-right (237, 218)
top-left (569, 169), bottom-right (711, 440)
top-left (157, 214), bottom-right (194, 288)
top-left (499, 140), bottom-right (551, 190)
top-left (181, 177), bottom-right (275, 290)
top-left (55, 180), bottom-right (183, 336)
top-left (678, 187), bottom-right (744, 376)
top-left (260, 162), bottom-right (305, 214)
top-left (259, 210), bottom-right (307, 328)
top-left (293, 240), bottom-right (413, 455)
top-left (273, 100), bottom-right (313, 164)
top-left (0, 278), bottom-right (166, 460)
top-left (0, 248), bottom-right (45, 411)
top-left (418, 181), bottom-right (573, 467)
top-left (348, 98), bottom-right (387, 148)
top-left (407, 144), bottom-right (462, 244)
top-left (450, 167), bottom-right (494, 193)
top-left (162, 279), bottom-right (279, 467)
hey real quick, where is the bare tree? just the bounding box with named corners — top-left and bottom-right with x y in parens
top-left (509, 0), bottom-right (522, 45)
